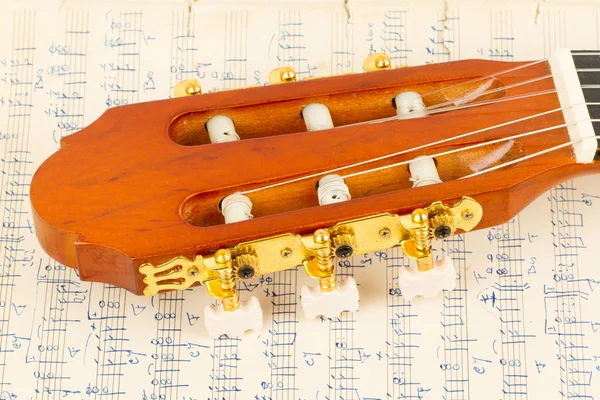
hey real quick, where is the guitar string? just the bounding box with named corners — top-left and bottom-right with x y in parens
top-left (239, 57), bottom-right (588, 196)
top-left (427, 89), bottom-right (557, 114)
top-left (425, 74), bottom-right (552, 111)
top-left (339, 118), bottom-right (600, 180)
top-left (343, 75), bottom-right (553, 128)
top-left (460, 134), bottom-right (600, 179)
top-left (239, 104), bottom-right (588, 195)
top-left (412, 59), bottom-right (546, 98)
top-left (341, 59), bottom-right (550, 128)
top-left (240, 58), bottom-right (569, 195)
top-left (342, 88), bottom-right (557, 128)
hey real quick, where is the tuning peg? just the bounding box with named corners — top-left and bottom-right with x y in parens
top-left (173, 79), bottom-right (202, 97)
top-left (268, 66), bottom-right (297, 84)
top-left (394, 92), bottom-right (427, 119)
top-left (206, 115), bottom-right (240, 143)
top-left (213, 192), bottom-right (255, 335)
top-left (220, 193), bottom-right (253, 224)
top-left (300, 277), bottom-right (359, 319)
top-left (301, 103), bottom-right (334, 131)
top-left (301, 180), bottom-right (359, 319)
top-left (204, 296), bottom-right (263, 338)
top-left (317, 174), bottom-right (351, 205)
top-left (408, 156), bottom-right (441, 187)
top-left (397, 256), bottom-right (456, 301)
top-left (204, 217), bottom-right (262, 338)
top-left (363, 52), bottom-right (391, 72)
top-left (398, 206), bottom-right (457, 300)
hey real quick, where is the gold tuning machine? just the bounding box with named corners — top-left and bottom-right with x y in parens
top-left (138, 197), bottom-right (482, 336)
top-left (311, 229), bottom-right (336, 292)
top-left (173, 79), bottom-right (202, 97)
top-left (139, 196), bottom-right (482, 304)
top-left (211, 249), bottom-right (239, 311)
top-left (400, 197), bottom-right (481, 270)
top-left (363, 52), bottom-right (392, 72)
top-left (268, 66), bottom-right (297, 84)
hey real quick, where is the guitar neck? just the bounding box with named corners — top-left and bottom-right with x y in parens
top-left (566, 50), bottom-right (600, 160)
top-left (574, 50), bottom-right (600, 160)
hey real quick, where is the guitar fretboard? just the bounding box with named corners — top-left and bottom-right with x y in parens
top-left (572, 51), bottom-right (600, 148)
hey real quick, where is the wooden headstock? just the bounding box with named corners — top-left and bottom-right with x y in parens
top-left (30, 50), bottom-right (600, 336)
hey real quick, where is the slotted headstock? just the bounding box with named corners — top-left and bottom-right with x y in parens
top-left (31, 50), bottom-right (600, 336)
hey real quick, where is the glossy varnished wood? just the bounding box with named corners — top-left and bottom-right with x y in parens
top-left (30, 58), bottom-right (599, 295)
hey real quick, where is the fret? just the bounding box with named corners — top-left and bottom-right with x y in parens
top-left (571, 51), bottom-right (600, 85)
top-left (571, 51), bottom-right (600, 55)
top-left (567, 50), bottom-right (600, 157)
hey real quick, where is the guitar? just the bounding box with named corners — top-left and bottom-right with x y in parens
top-left (30, 49), bottom-right (600, 337)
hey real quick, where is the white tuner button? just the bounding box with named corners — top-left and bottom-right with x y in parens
top-left (394, 91), bottom-right (427, 119)
top-left (208, 194), bottom-right (262, 337)
top-left (302, 103), bottom-right (334, 131)
top-left (220, 193), bottom-right (253, 224)
top-left (397, 256), bottom-right (456, 301)
top-left (408, 156), bottom-right (442, 187)
top-left (300, 277), bottom-right (359, 319)
top-left (204, 296), bottom-right (263, 338)
top-left (317, 174), bottom-right (351, 205)
top-left (206, 115), bottom-right (240, 143)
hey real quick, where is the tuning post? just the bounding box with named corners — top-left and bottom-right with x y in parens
top-left (206, 115), bottom-right (240, 144)
top-left (317, 174), bottom-right (351, 205)
top-left (394, 91), bottom-right (427, 119)
top-left (220, 193), bottom-right (253, 224)
top-left (268, 66), bottom-right (297, 84)
top-left (301, 103), bottom-right (334, 132)
top-left (173, 79), bottom-right (202, 97)
top-left (408, 156), bottom-right (442, 188)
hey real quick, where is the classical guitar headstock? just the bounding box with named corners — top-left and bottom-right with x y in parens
top-left (30, 49), bottom-right (600, 337)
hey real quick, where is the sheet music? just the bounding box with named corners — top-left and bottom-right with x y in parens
top-left (1, 1), bottom-right (600, 398)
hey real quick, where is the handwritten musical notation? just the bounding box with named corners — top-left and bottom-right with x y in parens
top-left (1, 1), bottom-right (599, 399)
